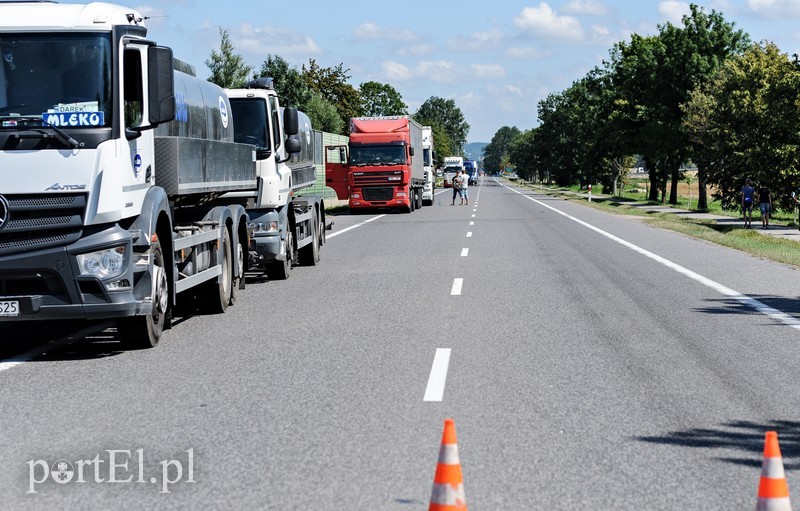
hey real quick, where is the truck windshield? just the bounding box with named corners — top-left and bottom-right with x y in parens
top-left (230, 98), bottom-right (269, 152)
top-left (0, 33), bottom-right (112, 127)
top-left (351, 145), bottom-right (405, 166)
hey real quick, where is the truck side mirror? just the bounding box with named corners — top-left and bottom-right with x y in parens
top-left (147, 46), bottom-right (175, 125)
top-left (409, 147), bottom-right (415, 156)
top-left (339, 146), bottom-right (347, 164)
top-left (284, 136), bottom-right (301, 154)
top-left (283, 107), bottom-right (298, 136)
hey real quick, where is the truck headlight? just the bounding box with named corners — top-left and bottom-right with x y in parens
top-left (76, 245), bottom-right (126, 279)
top-left (249, 221), bottom-right (279, 233)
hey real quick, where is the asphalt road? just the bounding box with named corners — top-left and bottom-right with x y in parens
top-left (3, 178), bottom-right (800, 509)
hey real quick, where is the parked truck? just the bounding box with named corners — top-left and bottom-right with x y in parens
top-left (325, 116), bottom-right (425, 212)
top-left (442, 156), bottom-right (464, 188)
top-left (226, 79), bottom-right (327, 280)
top-left (463, 159), bottom-right (478, 185)
top-left (421, 125), bottom-right (435, 206)
top-left (0, 2), bottom-right (305, 348)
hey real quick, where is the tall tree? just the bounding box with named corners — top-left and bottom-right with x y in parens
top-left (359, 81), bottom-right (407, 117)
top-left (302, 60), bottom-right (362, 132)
top-left (305, 92), bottom-right (344, 134)
top-left (255, 54), bottom-right (312, 111)
top-left (684, 42), bottom-right (800, 211)
top-left (206, 28), bottom-right (252, 88)
top-left (483, 126), bottom-right (520, 175)
top-left (414, 97), bottom-right (470, 153)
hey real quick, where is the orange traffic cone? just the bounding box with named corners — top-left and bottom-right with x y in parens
top-left (429, 418), bottom-right (467, 511)
top-left (757, 431), bottom-right (791, 511)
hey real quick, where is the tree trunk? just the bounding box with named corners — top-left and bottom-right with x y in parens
top-left (648, 159), bottom-right (659, 202)
top-left (697, 166), bottom-right (708, 211)
top-left (669, 167), bottom-right (679, 205)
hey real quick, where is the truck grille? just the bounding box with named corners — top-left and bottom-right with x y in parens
top-left (363, 187), bottom-right (394, 201)
top-left (0, 194), bottom-right (86, 256)
top-left (352, 171), bottom-right (403, 186)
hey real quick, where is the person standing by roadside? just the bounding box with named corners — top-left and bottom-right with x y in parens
top-left (451, 170), bottom-right (462, 206)
top-left (459, 168), bottom-right (469, 205)
top-left (758, 184), bottom-right (773, 229)
top-left (741, 178), bottom-right (755, 228)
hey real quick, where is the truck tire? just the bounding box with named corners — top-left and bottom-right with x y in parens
top-left (415, 189), bottom-right (422, 209)
top-left (201, 226), bottom-right (233, 314)
top-left (230, 233), bottom-right (245, 306)
top-left (117, 238), bottom-right (168, 349)
top-left (267, 230), bottom-right (293, 280)
top-left (299, 212), bottom-right (320, 266)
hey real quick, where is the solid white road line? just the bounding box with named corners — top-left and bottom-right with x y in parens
top-left (326, 214), bottom-right (387, 239)
top-left (451, 278), bottom-right (463, 295)
top-left (461, 248), bottom-right (469, 257)
top-left (499, 180), bottom-right (800, 331)
top-left (0, 321), bottom-right (113, 375)
top-left (423, 348), bottom-right (452, 402)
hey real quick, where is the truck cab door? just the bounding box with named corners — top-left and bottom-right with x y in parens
top-left (325, 145), bottom-right (349, 200)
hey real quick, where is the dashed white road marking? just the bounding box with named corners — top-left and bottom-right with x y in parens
top-left (466, 232), bottom-right (472, 238)
top-left (461, 248), bottom-right (469, 257)
top-left (451, 278), bottom-right (463, 295)
top-left (423, 348), bottom-right (452, 402)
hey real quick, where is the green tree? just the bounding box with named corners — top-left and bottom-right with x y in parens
top-left (414, 97), bottom-right (469, 152)
top-left (483, 126), bottom-right (520, 175)
top-left (509, 129), bottom-right (538, 181)
top-left (684, 42), bottom-right (800, 211)
top-left (302, 60), bottom-right (362, 132)
top-left (305, 92), bottom-right (344, 134)
top-left (359, 81), bottom-right (407, 117)
top-left (255, 54), bottom-right (312, 111)
top-left (206, 28), bottom-right (253, 88)
top-left (429, 123), bottom-right (453, 167)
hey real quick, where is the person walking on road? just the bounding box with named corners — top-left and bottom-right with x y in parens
top-left (451, 170), bottom-right (462, 206)
top-left (742, 178), bottom-right (755, 228)
top-left (459, 169), bottom-right (469, 205)
top-left (758, 184), bottom-right (773, 229)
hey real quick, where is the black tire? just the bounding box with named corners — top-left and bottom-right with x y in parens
top-left (299, 213), bottom-right (320, 266)
top-left (267, 230), bottom-right (292, 280)
top-left (118, 238), bottom-right (168, 349)
top-left (409, 192), bottom-right (416, 212)
top-left (230, 232), bottom-right (245, 306)
top-left (201, 226), bottom-right (232, 314)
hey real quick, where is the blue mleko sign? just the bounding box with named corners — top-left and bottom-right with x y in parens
top-left (42, 112), bottom-right (105, 127)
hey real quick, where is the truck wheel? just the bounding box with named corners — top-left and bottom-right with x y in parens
top-left (230, 234), bottom-right (245, 306)
top-left (201, 226), bottom-right (232, 313)
top-left (118, 238), bottom-right (168, 349)
top-left (409, 193), bottom-right (415, 212)
top-left (299, 212), bottom-right (320, 265)
top-left (267, 230), bottom-right (292, 280)
top-left (415, 189), bottom-right (422, 209)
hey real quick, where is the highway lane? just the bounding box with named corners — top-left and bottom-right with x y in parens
top-left (2, 179), bottom-right (800, 509)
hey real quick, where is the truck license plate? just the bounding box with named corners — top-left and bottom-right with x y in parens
top-left (0, 301), bottom-right (20, 317)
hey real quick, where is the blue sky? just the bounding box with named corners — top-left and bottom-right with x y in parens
top-left (67, 1), bottom-right (800, 142)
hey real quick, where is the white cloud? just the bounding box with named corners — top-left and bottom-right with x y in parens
top-left (232, 23), bottom-right (321, 59)
top-left (506, 85), bottom-right (525, 98)
top-left (513, 3), bottom-right (585, 41)
top-left (562, 0), bottom-right (611, 16)
top-left (446, 30), bottom-right (505, 52)
top-left (470, 63), bottom-right (506, 79)
top-left (748, 0), bottom-right (800, 18)
top-left (505, 46), bottom-right (550, 59)
top-left (353, 22), bottom-right (419, 42)
top-left (658, 1), bottom-right (691, 24)
top-left (397, 44), bottom-right (435, 56)
top-left (381, 61), bottom-right (412, 81)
